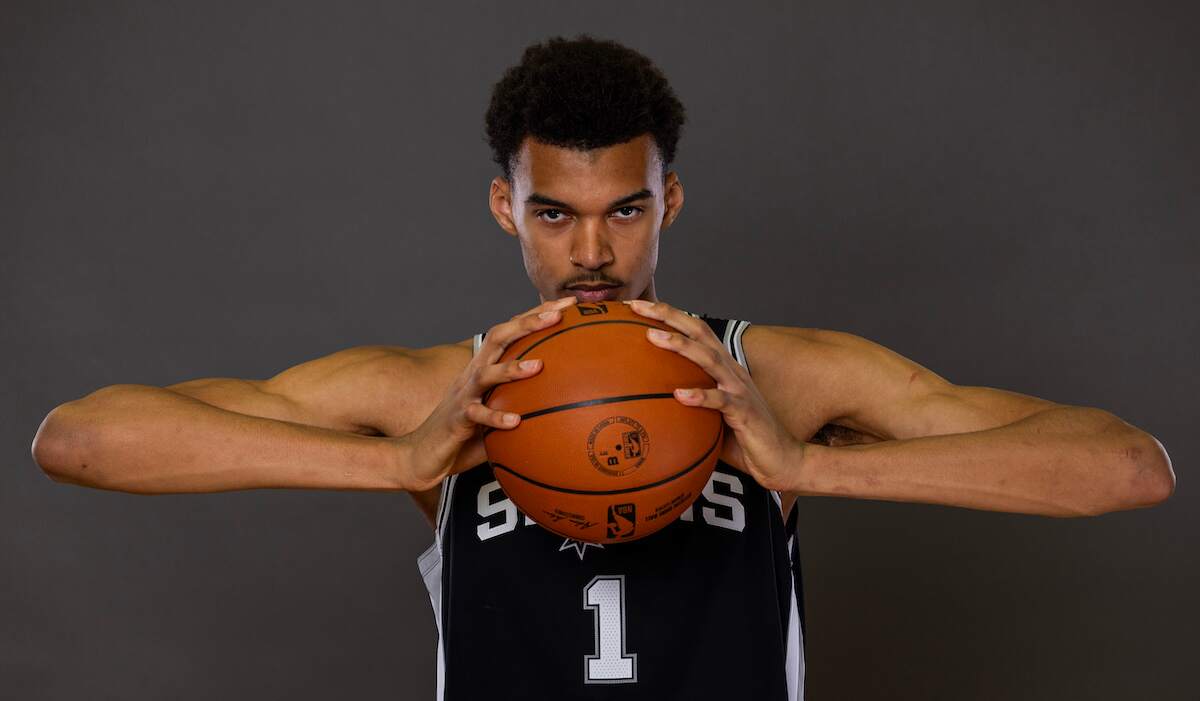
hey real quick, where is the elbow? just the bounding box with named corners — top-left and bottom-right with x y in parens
top-left (31, 402), bottom-right (94, 485)
top-left (1135, 434), bottom-right (1175, 506)
top-left (1101, 433), bottom-right (1175, 514)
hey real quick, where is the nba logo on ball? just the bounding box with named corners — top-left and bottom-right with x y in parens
top-left (607, 503), bottom-right (637, 539)
top-left (587, 416), bottom-right (650, 477)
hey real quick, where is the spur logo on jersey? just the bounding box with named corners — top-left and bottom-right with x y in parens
top-left (576, 302), bottom-right (609, 316)
top-left (474, 471), bottom-right (748, 544)
top-left (587, 416), bottom-right (649, 477)
top-left (606, 503), bottom-right (637, 539)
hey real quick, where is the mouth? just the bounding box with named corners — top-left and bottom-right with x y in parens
top-left (565, 284), bottom-right (621, 302)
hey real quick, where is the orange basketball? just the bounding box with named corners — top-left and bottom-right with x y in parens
top-left (482, 301), bottom-right (724, 544)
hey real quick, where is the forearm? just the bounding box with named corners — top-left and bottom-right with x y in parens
top-left (792, 407), bottom-right (1173, 517)
top-left (33, 385), bottom-right (404, 493)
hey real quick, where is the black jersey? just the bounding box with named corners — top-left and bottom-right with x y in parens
top-left (418, 313), bottom-right (806, 700)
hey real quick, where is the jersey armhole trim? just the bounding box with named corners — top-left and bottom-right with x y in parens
top-left (731, 319), bottom-right (752, 374)
top-left (427, 332), bottom-right (480, 555)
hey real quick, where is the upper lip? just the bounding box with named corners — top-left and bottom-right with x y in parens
top-left (568, 283), bottom-right (619, 290)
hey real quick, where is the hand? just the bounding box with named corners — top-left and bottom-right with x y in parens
top-left (625, 299), bottom-right (806, 492)
top-left (397, 296), bottom-right (578, 492)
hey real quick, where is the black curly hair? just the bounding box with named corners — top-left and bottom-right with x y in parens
top-left (485, 35), bottom-right (687, 181)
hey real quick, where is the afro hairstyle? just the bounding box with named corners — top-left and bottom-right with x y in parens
top-left (484, 35), bottom-right (687, 181)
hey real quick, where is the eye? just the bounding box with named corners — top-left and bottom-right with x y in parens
top-left (611, 206), bottom-right (644, 220)
top-left (536, 208), bottom-right (570, 224)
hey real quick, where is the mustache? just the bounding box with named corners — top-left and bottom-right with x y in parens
top-left (564, 276), bottom-right (623, 288)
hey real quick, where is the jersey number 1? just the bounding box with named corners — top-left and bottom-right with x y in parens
top-left (583, 575), bottom-right (638, 684)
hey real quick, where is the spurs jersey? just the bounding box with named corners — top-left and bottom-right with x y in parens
top-left (417, 313), bottom-right (806, 700)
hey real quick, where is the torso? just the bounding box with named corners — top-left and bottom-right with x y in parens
top-left (416, 312), bottom-right (806, 700)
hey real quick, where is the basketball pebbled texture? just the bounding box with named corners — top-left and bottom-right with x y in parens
top-left (482, 301), bottom-right (724, 544)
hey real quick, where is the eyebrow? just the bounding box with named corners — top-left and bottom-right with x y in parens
top-left (525, 188), bottom-right (652, 211)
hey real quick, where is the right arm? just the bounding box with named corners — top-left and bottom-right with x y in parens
top-left (30, 296), bottom-right (578, 495)
top-left (30, 345), bottom-right (444, 494)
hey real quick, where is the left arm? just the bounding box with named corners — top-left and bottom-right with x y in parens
top-left (746, 325), bottom-right (1175, 517)
top-left (626, 299), bottom-right (1174, 518)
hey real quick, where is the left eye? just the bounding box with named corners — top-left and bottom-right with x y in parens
top-left (612, 206), bottom-right (642, 219)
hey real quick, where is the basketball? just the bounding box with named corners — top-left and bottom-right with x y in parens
top-left (482, 301), bottom-right (724, 544)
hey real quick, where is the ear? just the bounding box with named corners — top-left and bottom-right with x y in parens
top-left (489, 176), bottom-right (520, 237)
top-left (661, 171), bottom-right (684, 230)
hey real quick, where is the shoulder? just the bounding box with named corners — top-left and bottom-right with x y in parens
top-left (741, 324), bottom-right (879, 367)
top-left (738, 323), bottom-right (837, 371)
top-left (738, 324), bottom-right (841, 419)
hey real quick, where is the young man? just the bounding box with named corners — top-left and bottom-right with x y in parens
top-left (32, 36), bottom-right (1173, 700)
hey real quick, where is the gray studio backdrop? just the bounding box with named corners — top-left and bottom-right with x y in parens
top-left (4, 1), bottom-right (1196, 699)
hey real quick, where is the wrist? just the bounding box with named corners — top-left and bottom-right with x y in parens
top-left (778, 439), bottom-right (821, 494)
top-left (385, 434), bottom-right (421, 492)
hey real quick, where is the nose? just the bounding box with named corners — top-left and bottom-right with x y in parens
top-left (569, 219), bottom-right (615, 270)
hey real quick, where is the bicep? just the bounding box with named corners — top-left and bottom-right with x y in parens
top-left (165, 345), bottom-right (437, 436)
top-left (811, 329), bottom-right (1058, 439)
top-left (756, 326), bottom-right (1059, 514)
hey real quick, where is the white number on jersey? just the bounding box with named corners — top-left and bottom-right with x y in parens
top-left (583, 575), bottom-right (638, 684)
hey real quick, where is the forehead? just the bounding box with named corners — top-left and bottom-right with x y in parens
top-left (513, 134), bottom-right (661, 205)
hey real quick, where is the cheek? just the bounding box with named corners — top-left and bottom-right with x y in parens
top-left (518, 237), bottom-right (561, 285)
top-left (626, 234), bottom-right (659, 278)
top-left (647, 239), bottom-right (659, 272)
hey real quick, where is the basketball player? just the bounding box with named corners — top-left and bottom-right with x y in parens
top-left (32, 36), bottom-right (1174, 700)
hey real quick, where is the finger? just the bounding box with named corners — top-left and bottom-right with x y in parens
top-left (480, 304), bottom-right (569, 363)
top-left (624, 299), bottom-right (716, 342)
top-left (511, 295), bottom-right (578, 322)
top-left (463, 400), bottom-right (521, 430)
top-left (673, 387), bottom-right (738, 412)
top-left (472, 358), bottom-right (542, 396)
top-left (646, 327), bottom-right (742, 387)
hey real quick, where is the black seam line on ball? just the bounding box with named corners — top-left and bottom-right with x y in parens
top-left (515, 319), bottom-right (661, 361)
top-left (480, 319), bottom-right (663, 405)
top-left (479, 392), bottom-right (677, 438)
top-left (487, 428), bottom-right (721, 496)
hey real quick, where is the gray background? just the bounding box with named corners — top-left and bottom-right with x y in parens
top-left (3, 1), bottom-right (1196, 698)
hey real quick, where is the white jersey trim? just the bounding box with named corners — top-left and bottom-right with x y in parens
top-left (414, 332), bottom-right (485, 701)
top-left (786, 572), bottom-right (806, 700)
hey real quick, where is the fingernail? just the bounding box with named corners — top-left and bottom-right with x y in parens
top-left (539, 311), bottom-right (557, 320)
top-left (648, 328), bottom-right (669, 340)
top-left (504, 413), bottom-right (519, 425)
top-left (676, 388), bottom-right (696, 398)
top-left (519, 359), bottom-right (539, 370)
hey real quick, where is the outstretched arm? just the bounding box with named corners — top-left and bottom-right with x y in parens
top-left (749, 326), bottom-right (1175, 517)
top-left (31, 296), bottom-right (578, 497)
top-left (622, 299), bottom-right (1173, 518)
top-left (30, 345), bottom-right (442, 493)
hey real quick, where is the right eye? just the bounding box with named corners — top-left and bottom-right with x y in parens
top-left (536, 209), bottom-right (570, 223)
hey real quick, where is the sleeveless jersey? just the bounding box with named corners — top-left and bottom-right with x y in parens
top-left (418, 313), bottom-right (806, 700)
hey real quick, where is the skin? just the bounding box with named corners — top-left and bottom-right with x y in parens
top-left (32, 132), bottom-right (1175, 529)
top-left (441, 132), bottom-right (1175, 523)
top-left (487, 133), bottom-right (681, 305)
